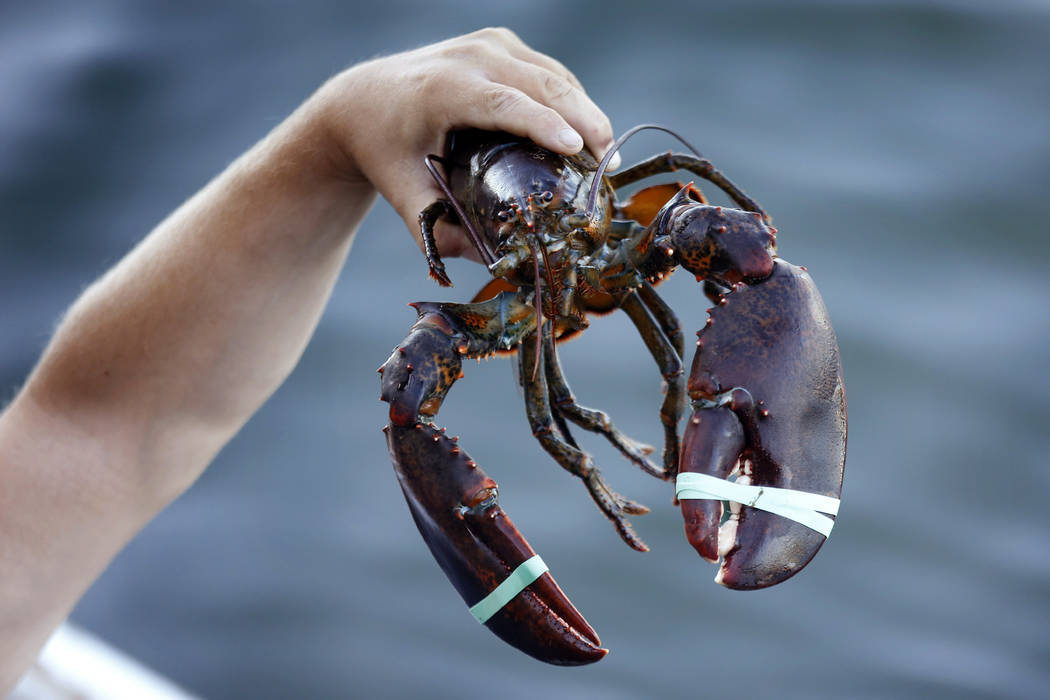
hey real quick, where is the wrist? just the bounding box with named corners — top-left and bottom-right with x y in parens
top-left (217, 88), bottom-right (378, 247)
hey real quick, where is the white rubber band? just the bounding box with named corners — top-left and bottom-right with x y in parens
top-left (469, 554), bottom-right (548, 624)
top-left (676, 472), bottom-right (840, 537)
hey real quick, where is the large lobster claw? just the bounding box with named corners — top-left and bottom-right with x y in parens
top-left (679, 260), bottom-right (847, 590)
top-left (378, 303), bottom-right (606, 665)
top-left (385, 423), bottom-right (607, 664)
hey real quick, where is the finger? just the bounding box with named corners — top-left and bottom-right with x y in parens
top-left (437, 30), bottom-right (615, 160)
top-left (484, 62), bottom-right (614, 158)
top-left (493, 34), bottom-right (586, 92)
top-left (451, 82), bottom-right (587, 156)
top-left (521, 61), bottom-right (620, 169)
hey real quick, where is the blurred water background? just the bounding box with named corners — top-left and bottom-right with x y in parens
top-left (1, 1), bottom-right (1048, 698)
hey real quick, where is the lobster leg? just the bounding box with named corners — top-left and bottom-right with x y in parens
top-left (380, 294), bottom-right (607, 664)
top-left (619, 289), bottom-right (686, 480)
top-left (541, 325), bottom-right (663, 479)
top-left (637, 280), bottom-right (684, 358)
top-left (417, 200), bottom-right (454, 288)
top-left (519, 329), bottom-right (650, 552)
top-left (609, 153), bottom-right (768, 221)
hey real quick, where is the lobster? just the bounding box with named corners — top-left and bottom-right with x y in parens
top-left (379, 126), bottom-right (846, 665)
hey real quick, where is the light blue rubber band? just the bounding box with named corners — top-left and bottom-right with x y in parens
top-left (676, 472), bottom-right (840, 537)
top-left (469, 555), bottom-right (548, 624)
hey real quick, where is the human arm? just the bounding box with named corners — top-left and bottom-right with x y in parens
top-left (0, 28), bottom-right (614, 688)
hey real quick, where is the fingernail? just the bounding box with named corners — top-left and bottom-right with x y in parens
top-left (607, 150), bottom-right (622, 171)
top-left (557, 128), bottom-right (583, 151)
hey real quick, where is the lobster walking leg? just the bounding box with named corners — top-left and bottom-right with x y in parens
top-left (619, 290), bottom-right (686, 480)
top-left (541, 326), bottom-right (663, 479)
top-left (380, 295), bottom-right (607, 664)
top-left (637, 281), bottom-right (685, 358)
top-left (608, 153), bottom-right (768, 220)
top-left (417, 201), bottom-right (454, 288)
top-left (519, 330), bottom-right (650, 552)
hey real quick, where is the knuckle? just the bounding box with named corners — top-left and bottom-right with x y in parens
top-left (486, 86), bottom-right (528, 115)
top-left (561, 66), bottom-right (583, 89)
top-left (477, 26), bottom-right (518, 43)
top-left (542, 73), bottom-right (575, 102)
top-left (585, 114), bottom-right (614, 143)
top-left (544, 56), bottom-right (582, 89)
top-left (440, 39), bottom-right (485, 62)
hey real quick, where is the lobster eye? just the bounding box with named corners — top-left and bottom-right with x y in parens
top-left (496, 210), bottom-right (512, 222)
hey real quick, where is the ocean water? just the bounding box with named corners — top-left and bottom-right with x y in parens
top-left (1, 2), bottom-right (1048, 698)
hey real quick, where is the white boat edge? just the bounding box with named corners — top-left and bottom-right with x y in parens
top-left (11, 623), bottom-right (200, 700)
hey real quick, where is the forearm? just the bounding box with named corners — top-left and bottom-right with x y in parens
top-left (0, 91), bottom-right (370, 681)
top-left (29, 99), bottom-right (370, 495)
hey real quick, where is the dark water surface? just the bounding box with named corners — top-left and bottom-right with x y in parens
top-left (2, 2), bottom-right (1048, 698)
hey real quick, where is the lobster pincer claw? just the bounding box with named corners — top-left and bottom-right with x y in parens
top-left (385, 422), bottom-right (608, 665)
top-left (379, 311), bottom-right (464, 427)
top-left (678, 260), bottom-right (847, 590)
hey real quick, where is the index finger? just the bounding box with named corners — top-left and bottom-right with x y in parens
top-left (455, 30), bottom-right (616, 161)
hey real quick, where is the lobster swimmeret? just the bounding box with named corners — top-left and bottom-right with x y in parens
top-left (378, 126), bottom-right (846, 665)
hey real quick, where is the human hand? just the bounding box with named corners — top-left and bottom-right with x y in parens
top-left (312, 28), bottom-right (616, 262)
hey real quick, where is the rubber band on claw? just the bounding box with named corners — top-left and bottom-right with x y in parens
top-left (469, 555), bottom-right (549, 624)
top-left (676, 473), bottom-right (840, 537)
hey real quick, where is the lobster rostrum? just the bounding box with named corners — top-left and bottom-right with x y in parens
top-left (379, 126), bottom-right (847, 665)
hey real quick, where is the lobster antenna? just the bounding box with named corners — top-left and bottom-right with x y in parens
top-left (585, 124), bottom-right (705, 220)
top-left (528, 240), bottom-right (545, 381)
top-left (424, 155), bottom-right (497, 267)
